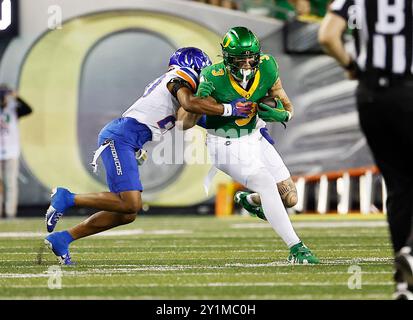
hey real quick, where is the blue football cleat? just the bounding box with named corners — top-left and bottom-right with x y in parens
top-left (44, 231), bottom-right (74, 265)
top-left (45, 187), bottom-right (75, 233)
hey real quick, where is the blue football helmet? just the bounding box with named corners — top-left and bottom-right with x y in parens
top-left (168, 47), bottom-right (212, 76)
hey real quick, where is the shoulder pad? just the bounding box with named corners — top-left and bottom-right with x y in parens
top-left (173, 67), bottom-right (199, 91)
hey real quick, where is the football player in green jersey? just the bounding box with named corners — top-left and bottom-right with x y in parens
top-left (178, 27), bottom-right (319, 264)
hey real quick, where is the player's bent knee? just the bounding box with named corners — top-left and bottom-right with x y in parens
top-left (120, 191), bottom-right (142, 214)
top-left (124, 202), bottom-right (141, 214)
top-left (121, 212), bottom-right (138, 224)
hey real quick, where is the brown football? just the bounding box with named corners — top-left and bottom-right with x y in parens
top-left (258, 96), bottom-right (277, 110)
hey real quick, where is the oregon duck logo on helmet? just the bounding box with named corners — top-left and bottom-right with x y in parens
top-left (221, 26), bottom-right (261, 82)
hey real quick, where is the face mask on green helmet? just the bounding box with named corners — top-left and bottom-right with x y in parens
top-left (221, 27), bottom-right (261, 82)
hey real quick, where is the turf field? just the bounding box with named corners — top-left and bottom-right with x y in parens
top-left (0, 214), bottom-right (394, 300)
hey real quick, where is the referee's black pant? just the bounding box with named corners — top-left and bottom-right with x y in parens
top-left (357, 81), bottom-right (413, 253)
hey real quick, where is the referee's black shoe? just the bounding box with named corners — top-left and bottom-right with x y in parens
top-left (395, 247), bottom-right (413, 285)
top-left (393, 247), bottom-right (413, 299)
top-left (393, 279), bottom-right (413, 300)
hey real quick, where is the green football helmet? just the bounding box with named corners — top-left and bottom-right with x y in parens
top-left (221, 26), bottom-right (261, 82)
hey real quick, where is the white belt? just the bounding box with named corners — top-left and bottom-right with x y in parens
top-left (90, 140), bottom-right (111, 173)
top-left (90, 139), bottom-right (148, 174)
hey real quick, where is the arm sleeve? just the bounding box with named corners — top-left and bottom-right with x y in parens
top-left (168, 77), bottom-right (193, 99)
top-left (330, 0), bottom-right (354, 20)
top-left (16, 97), bottom-right (33, 118)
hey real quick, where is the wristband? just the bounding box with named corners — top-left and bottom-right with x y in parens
top-left (222, 104), bottom-right (232, 117)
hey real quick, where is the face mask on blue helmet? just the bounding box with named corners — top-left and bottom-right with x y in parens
top-left (168, 47), bottom-right (212, 77)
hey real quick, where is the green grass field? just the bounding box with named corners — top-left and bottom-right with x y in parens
top-left (0, 214), bottom-right (394, 300)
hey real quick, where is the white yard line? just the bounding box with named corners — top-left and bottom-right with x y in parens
top-left (2, 281), bottom-right (394, 289)
top-left (0, 244), bottom-right (391, 252)
top-left (0, 271), bottom-right (392, 279)
top-left (0, 257), bottom-right (394, 264)
top-left (231, 221), bottom-right (388, 229)
top-left (0, 248), bottom-right (393, 255)
top-left (0, 262), bottom-right (393, 278)
top-left (0, 229), bottom-right (191, 238)
top-left (0, 294), bottom-right (391, 300)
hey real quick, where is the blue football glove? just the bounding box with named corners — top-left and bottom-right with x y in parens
top-left (222, 98), bottom-right (253, 118)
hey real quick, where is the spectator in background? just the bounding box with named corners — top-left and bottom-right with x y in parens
top-left (244, 0), bottom-right (274, 17)
top-left (287, 0), bottom-right (310, 17)
top-left (221, 0), bottom-right (239, 10)
top-left (309, 0), bottom-right (330, 17)
top-left (196, 0), bottom-right (239, 10)
top-left (193, 0), bottom-right (330, 19)
top-left (0, 84), bottom-right (32, 219)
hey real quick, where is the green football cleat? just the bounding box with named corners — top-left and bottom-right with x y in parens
top-left (288, 242), bottom-right (320, 264)
top-left (234, 191), bottom-right (266, 221)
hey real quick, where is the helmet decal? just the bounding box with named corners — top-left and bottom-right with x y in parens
top-left (168, 47), bottom-right (212, 77)
top-left (222, 36), bottom-right (231, 48)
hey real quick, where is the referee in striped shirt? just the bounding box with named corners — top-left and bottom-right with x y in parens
top-left (318, 0), bottom-right (413, 299)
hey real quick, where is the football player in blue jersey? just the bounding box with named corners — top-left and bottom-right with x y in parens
top-left (44, 47), bottom-right (253, 265)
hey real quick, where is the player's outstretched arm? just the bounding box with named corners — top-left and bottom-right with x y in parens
top-left (167, 80), bottom-right (251, 118)
top-left (177, 86), bottom-right (253, 118)
top-left (267, 78), bottom-right (294, 120)
top-left (176, 107), bottom-right (202, 130)
top-left (176, 86), bottom-right (223, 115)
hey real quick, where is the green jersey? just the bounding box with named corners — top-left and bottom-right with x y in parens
top-left (198, 54), bottom-right (279, 138)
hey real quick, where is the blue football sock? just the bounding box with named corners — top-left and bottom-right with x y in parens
top-left (67, 192), bottom-right (75, 208)
top-left (61, 230), bottom-right (74, 245)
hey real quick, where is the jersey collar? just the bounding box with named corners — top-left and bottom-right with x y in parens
top-left (228, 70), bottom-right (261, 99)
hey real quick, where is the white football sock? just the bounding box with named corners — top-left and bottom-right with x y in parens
top-left (246, 168), bottom-right (300, 248)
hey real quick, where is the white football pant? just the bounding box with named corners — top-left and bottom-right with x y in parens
top-left (207, 129), bottom-right (300, 248)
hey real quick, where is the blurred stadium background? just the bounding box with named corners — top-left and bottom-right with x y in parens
top-left (0, 0), bottom-right (384, 218)
top-left (0, 0), bottom-right (394, 301)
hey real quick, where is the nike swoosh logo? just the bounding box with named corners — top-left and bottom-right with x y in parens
top-left (47, 209), bottom-right (56, 226)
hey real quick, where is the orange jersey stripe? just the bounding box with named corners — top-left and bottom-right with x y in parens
top-left (176, 70), bottom-right (197, 91)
